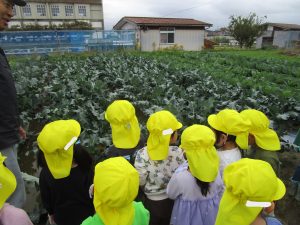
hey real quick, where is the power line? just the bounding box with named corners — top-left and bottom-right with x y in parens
top-left (161, 4), bottom-right (203, 18)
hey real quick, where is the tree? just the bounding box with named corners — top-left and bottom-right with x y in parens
top-left (228, 13), bottom-right (267, 48)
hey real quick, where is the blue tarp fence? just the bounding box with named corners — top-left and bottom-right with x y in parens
top-left (0, 30), bottom-right (136, 55)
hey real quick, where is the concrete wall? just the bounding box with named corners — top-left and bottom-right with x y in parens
top-left (256, 30), bottom-right (273, 48)
top-left (90, 21), bottom-right (103, 29)
top-left (11, 2), bottom-right (103, 29)
top-left (89, 4), bottom-right (103, 22)
top-left (256, 37), bottom-right (263, 49)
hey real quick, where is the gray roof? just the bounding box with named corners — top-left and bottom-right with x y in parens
top-left (268, 23), bottom-right (300, 30)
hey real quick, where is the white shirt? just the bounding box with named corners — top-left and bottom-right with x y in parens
top-left (217, 147), bottom-right (241, 177)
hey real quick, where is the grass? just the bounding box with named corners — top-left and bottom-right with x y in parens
top-left (131, 48), bottom-right (300, 62)
top-left (216, 49), bottom-right (300, 62)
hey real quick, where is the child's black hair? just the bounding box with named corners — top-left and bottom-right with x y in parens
top-left (195, 178), bottom-right (210, 197)
top-left (215, 130), bottom-right (236, 143)
top-left (171, 131), bottom-right (177, 138)
top-left (73, 144), bottom-right (93, 172)
top-left (187, 164), bottom-right (210, 196)
top-left (37, 150), bottom-right (47, 168)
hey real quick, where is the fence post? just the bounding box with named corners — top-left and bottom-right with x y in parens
top-left (55, 30), bottom-right (59, 52)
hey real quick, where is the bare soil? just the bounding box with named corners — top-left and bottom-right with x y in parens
top-left (276, 150), bottom-right (300, 225)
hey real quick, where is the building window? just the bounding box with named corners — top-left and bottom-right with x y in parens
top-left (22, 4), bottom-right (31, 17)
top-left (160, 27), bottom-right (175, 44)
top-left (78, 5), bottom-right (86, 17)
top-left (12, 6), bottom-right (17, 16)
top-left (65, 5), bottom-right (74, 16)
top-left (51, 5), bottom-right (60, 17)
top-left (37, 4), bottom-right (46, 16)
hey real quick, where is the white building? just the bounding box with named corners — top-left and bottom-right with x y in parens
top-left (113, 17), bottom-right (212, 51)
top-left (10, 0), bottom-right (104, 29)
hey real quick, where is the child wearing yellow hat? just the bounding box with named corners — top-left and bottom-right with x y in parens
top-left (81, 157), bottom-right (149, 225)
top-left (208, 109), bottom-right (251, 176)
top-left (240, 109), bottom-right (281, 175)
top-left (37, 120), bottom-right (94, 225)
top-left (167, 125), bottom-right (224, 225)
top-left (250, 202), bottom-right (283, 225)
top-left (215, 158), bottom-right (285, 225)
top-left (104, 100), bottom-right (144, 164)
top-left (0, 153), bottom-right (33, 225)
top-left (134, 110), bottom-right (185, 225)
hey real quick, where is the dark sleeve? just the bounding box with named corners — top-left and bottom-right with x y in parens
top-left (87, 168), bottom-right (94, 187)
top-left (105, 145), bottom-right (119, 158)
top-left (138, 135), bottom-right (146, 148)
top-left (266, 157), bottom-right (280, 176)
top-left (39, 169), bottom-right (54, 214)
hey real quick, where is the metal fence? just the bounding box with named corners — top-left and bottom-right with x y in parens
top-left (0, 30), bottom-right (136, 55)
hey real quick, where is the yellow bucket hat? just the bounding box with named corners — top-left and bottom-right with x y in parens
top-left (0, 153), bottom-right (17, 209)
top-left (240, 109), bottom-right (280, 151)
top-left (208, 109), bottom-right (251, 150)
top-left (146, 110), bottom-right (182, 160)
top-left (93, 157), bottom-right (139, 225)
top-left (37, 119), bottom-right (81, 179)
top-left (105, 100), bottom-right (141, 149)
top-left (215, 158), bottom-right (286, 225)
top-left (180, 125), bottom-right (219, 182)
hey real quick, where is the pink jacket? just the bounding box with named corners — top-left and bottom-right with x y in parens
top-left (0, 204), bottom-right (33, 225)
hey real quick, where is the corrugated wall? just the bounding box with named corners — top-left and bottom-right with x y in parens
top-left (175, 30), bottom-right (204, 51)
top-left (140, 30), bottom-right (159, 51)
top-left (140, 29), bottom-right (205, 51)
top-left (273, 31), bottom-right (300, 48)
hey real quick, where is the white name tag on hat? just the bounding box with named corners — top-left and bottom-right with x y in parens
top-left (246, 200), bottom-right (272, 208)
top-left (162, 128), bottom-right (173, 136)
top-left (64, 137), bottom-right (78, 151)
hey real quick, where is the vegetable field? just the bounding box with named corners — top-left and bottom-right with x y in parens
top-left (11, 50), bottom-right (300, 156)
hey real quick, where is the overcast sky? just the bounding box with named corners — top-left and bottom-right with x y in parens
top-left (103, 0), bottom-right (300, 30)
